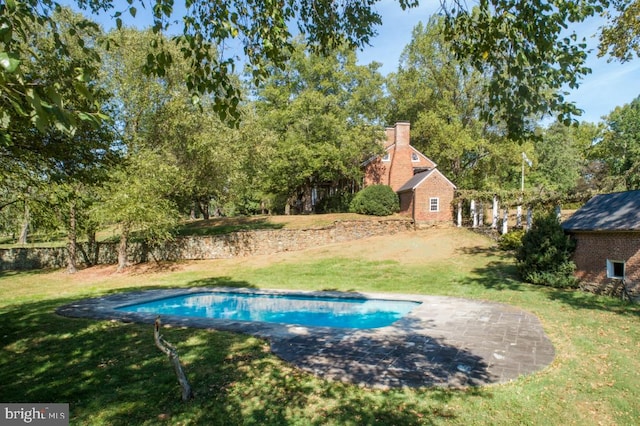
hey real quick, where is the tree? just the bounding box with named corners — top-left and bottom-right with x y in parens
top-left (387, 17), bottom-right (494, 189)
top-left (256, 40), bottom-right (386, 213)
top-left (1, 0), bottom-right (397, 139)
top-left (592, 95), bottom-right (640, 190)
top-left (4, 0), bottom-right (639, 145)
top-left (0, 7), bottom-right (116, 273)
top-left (441, 0), bottom-right (636, 136)
top-left (1, 1), bottom-right (107, 144)
top-left (528, 121), bottom-right (596, 193)
top-left (94, 149), bottom-right (182, 271)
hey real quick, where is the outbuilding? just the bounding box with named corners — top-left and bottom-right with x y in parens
top-left (562, 190), bottom-right (640, 299)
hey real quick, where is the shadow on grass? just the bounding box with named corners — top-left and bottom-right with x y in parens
top-left (455, 247), bottom-right (524, 292)
top-left (1, 284), bottom-right (489, 425)
top-left (544, 288), bottom-right (640, 318)
top-left (456, 247), bottom-right (640, 318)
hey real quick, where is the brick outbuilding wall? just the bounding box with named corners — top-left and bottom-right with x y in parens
top-left (398, 172), bottom-right (455, 225)
top-left (413, 174), bottom-right (455, 223)
top-left (571, 231), bottom-right (640, 297)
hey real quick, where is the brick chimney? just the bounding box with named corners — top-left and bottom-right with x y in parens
top-left (385, 127), bottom-right (395, 147)
top-left (384, 122), bottom-right (411, 147)
top-left (394, 121), bottom-right (410, 146)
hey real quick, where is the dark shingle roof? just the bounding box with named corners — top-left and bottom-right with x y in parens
top-left (562, 190), bottom-right (640, 231)
top-left (396, 170), bottom-right (435, 192)
top-left (396, 169), bottom-right (457, 193)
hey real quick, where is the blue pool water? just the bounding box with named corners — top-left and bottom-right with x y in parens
top-left (117, 292), bottom-right (421, 329)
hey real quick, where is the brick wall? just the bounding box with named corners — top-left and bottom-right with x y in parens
top-left (0, 219), bottom-right (414, 271)
top-left (571, 231), bottom-right (640, 297)
top-left (363, 159), bottom-right (389, 187)
top-left (400, 172), bottom-right (455, 225)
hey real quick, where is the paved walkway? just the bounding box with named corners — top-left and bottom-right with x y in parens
top-left (57, 288), bottom-right (555, 389)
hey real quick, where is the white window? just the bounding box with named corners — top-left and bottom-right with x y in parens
top-left (429, 197), bottom-right (439, 212)
top-left (382, 152), bottom-right (391, 162)
top-left (606, 259), bottom-right (625, 279)
top-left (411, 152), bottom-right (420, 162)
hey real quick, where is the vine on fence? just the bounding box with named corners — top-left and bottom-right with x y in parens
top-left (454, 189), bottom-right (596, 209)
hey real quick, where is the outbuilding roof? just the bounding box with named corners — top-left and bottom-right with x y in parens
top-left (562, 190), bottom-right (640, 231)
top-left (396, 169), bottom-right (457, 192)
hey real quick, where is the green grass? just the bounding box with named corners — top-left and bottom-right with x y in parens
top-left (175, 217), bottom-right (285, 237)
top-left (1, 229), bottom-right (639, 425)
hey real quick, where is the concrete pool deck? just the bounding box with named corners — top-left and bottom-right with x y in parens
top-left (56, 287), bottom-right (555, 389)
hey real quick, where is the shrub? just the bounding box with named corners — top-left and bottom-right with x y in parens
top-left (516, 211), bottom-right (578, 288)
top-left (349, 185), bottom-right (399, 216)
top-left (498, 229), bottom-right (526, 251)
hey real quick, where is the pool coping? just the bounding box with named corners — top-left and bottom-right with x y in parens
top-left (56, 287), bottom-right (556, 389)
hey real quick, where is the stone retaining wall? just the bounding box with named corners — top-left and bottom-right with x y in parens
top-left (0, 219), bottom-right (414, 271)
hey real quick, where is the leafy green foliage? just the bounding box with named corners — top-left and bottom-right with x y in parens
top-left (528, 121), bottom-right (597, 193)
top-left (256, 40), bottom-right (386, 212)
top-left (6, 0), bottom-right (639, 145)
top-left (498, 229), bottom-right (525, 251)
top-left (516, 211), bottom-right (577, 288)
top-left (349, 185), bottom-right (399, 216)
top-left (315, 190), bottom-right (354, 214)
top-left (443, 0), bottom-right (602, 137)
top-left (593, 95), bottom-right (640, 191)
top-left (0, 2), bottom-right (106, 142)
top-left (1, 0), bottom-right (389, 136)
top-left (599, 0), bottom-right (640, 62)
top-left (387, 17), bottom-right (493, 189)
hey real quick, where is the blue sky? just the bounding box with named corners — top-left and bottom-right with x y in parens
top-left (76, 0), bottom-right (640, 124)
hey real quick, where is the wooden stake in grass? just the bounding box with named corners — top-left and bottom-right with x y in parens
top-left (154, 317), bottom-right (194, 401)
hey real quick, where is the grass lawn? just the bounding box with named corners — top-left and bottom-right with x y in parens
top-left (1, 226), bottom-right (639, 425)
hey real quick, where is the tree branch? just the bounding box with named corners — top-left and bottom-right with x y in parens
top-left (153, 317), bottom-right (194, 401)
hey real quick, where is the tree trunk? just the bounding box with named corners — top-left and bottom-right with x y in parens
top-left (18, 202), bottom-right (29, 244)
top-left (117, 224), bottom-right (130, 272)
top-left (87, 226), bottom-right (97, 266)
top-left (199, 198), bottom-right (210, 220)
top-left (67, 201), bottom-right (77, 274)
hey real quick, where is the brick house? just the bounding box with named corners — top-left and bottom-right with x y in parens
top-left (363, 122), bottom-right (456, 225)
top-left (562, 190), bottom-right (640, 299)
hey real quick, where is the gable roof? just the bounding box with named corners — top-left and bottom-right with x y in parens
top-left (562, 190), bottom-right (640, 232)
top-left (397, 169), bottom-right (457, 192)
top-left (361, 143), bottom-right (438, 168)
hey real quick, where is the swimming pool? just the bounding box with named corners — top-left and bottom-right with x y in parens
top-left (116, 291), bottom-right (421, 329)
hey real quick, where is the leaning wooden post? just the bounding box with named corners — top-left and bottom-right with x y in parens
top-left (154, 317), bottom-right (194, 401)
top-left (457, 200), bottom-right (462, 227)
